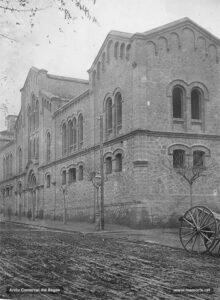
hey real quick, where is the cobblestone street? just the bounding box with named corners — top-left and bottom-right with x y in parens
top-left (0, 222), bottom-right (220, 300)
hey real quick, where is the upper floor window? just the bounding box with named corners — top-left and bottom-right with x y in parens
top-left (193, 150), bottom-right (205, 167)
top-left (62, 170), bottom-right (66, 185)
top-left (18, 148), bottom-right (22, 173)
top-left (78, 114), bottom-right (83, 149)
top-left (9, 153), bottom-right (13, 176)
top-left (46, 132), bottom-right (51, 162)
top-left (35, 100), bottom-right (39, 129)
top-left (62, 123), bottom-right (67, 156)
top-left (69, 168), bottom-right (76, 183)
top-left (191, 89), bottom-right (201, 120)
top-left (105, 98), bottom-right (113, 137)
top-left (68, 120), bottom-right (73, 153)
top-left (46, 174), bottom-right (51, 188)
top-left (3, 157), bottom-right (6, 179)
top-left (173, 87), bottom-right (183, 119)
top-left (73, 118), bottom-right (77, 151)
top-left (115, 93), bottom-right (122, 134)
top-left (106, 157), bottom-right (112, 174)
top-left (115, 153), bottom-right (122, 172)
top-left (173, 149), bottom-right (185, 168)
top-left (78, 165), bottom-right (84, 181)
top-left (114, 42), bottom-right (119, 59)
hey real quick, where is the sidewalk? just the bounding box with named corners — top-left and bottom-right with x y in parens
top-left (1, 215), bottom-right (182, 249)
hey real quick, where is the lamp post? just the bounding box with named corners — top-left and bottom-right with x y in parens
top-left (99, 115), bottom-right (105, 230)
top-left (92, 173), bottom-right (101, 230)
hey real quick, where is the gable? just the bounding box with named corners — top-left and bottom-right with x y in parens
top-left (133, 18), bottom-right (219, 64)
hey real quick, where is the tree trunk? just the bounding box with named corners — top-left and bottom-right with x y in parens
top-left (63, 193), bottom-right (66, 225)
top-left (190, 184), bottom-right (193, 208)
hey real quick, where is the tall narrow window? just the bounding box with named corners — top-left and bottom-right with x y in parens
top-left (18, 148), bottom-right (22, 173)
top-left (62, 123), bottom-right (67, 156)
top-left (173, 87), bottom-right (183, 119)
top-left (62, 170), bottom-right (66, 185)
top-left (126, 44), bottom-right (131, 60)
top-left (115, 93), bottom-right (122, 134)
top-left (106, 157), bottom-right (112, 174)
top-left (35, 100), bottom-right (39, 128)
top-left (193, 151), bottom-right (205, 167)
top-left (191, 89), bottom-right (201, 120)
top-left (46, 174), bottom-right (51, 188)
top-left (114, 42), bottom-right (119, 59)
top-left (69, 168), bottom-right (76, 183)
top-left (6, 155), bottom-right (9, 178)
top-left (9, 153), bottom-right (13, 176)
top-left (115, 153), bottom-right (122, 172)
top-left (36, 136), bottom-right (39, 159)
top-left (73, 118), bottom-right (77, 151)
top-left (68, 120), bottom-right (73, 152)
top-left (78, 114), bottom-right (83, 149)
top-left (78, 165), bottom-right (84, 181)
top-left (173, 149), bottom-right (185, 168)
top-left (106, 98), bottom-right (113, 137)
top-left (3, 157), bottom-right (5, 179)
top-left (46, 132), bottom-right (51, 162)
top-left (120, 43), bottom-right (125, 59)
top-left (33, 138), bottom-right (36, 158)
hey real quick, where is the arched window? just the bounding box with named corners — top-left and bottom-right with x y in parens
top-left (193, 150), bottom-right (205, 167)
top-left (120, 43), bottom-right (125, 59)
top-left (46, 132), bottom-right (51, 162)
top-left (191, 89), bottom-right (202, 120)
top-left (115, 153), bottom-right (122, 172)
top-left (46, 174), bottom-right (51, 188)
top-left (173, 149), bottom-right (185, 168)
top-left (36, 136), bottom-right (39, 159)
top-left (35, 100), bottom-right (39, 128)
top-left (78, 165), bottom-right (84, 181)
top-left (62, 123), bottom-right (67, 156)
top-left (6, 155), bottom-right (9, 178)
top-left (68, 120), bottom-right (73, 153)
top-left (115, 93), bottom-right (122, 134)
top-left (173, 87), bottom-right (183, 119)
top-left (105, 98), bottom-right (113, 137)
top-left (33, 112), bottom-right (36, 131)
top-left (126, 44), bottom-right (131, 60)
top-left (78, 114), bottom-right (83, 149)
top-left (69, 168), bottom-right (76, 183)
top-left (18, 148), bottom-right (22, 173)
top-left (114, 42), bottom-right (119, 59)
top-left (73, 118), bottom-right (77, 151)
top-left (9, 153), bottom-right (13, 176)
top-left (33, 138), bottom-right (36, 158)
top-left (62, 170), bottom-right (66, 185)
top-left (106, 157), bottom-right (112, 174)
top-left (3, 157), bottom-right (6, 179)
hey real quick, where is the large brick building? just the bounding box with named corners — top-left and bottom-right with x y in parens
top-left (0, 18), bottom-right (220, 227)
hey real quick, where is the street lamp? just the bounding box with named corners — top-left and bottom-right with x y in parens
top-left (92, 173), bottom-right (102, 230)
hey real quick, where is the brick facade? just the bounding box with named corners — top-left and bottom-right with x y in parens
top-left (0, 18), bottom-right (220, 227)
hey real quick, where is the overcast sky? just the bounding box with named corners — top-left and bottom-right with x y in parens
top-left (0, 0), bottom-right (219, 130)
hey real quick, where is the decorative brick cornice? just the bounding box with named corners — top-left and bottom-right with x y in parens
top-left (38, 129), bottom-right (220, 171)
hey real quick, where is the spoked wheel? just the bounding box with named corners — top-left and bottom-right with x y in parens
top-left (179, 206), bottom-right (218, 254)
top-left (205, 219), bottom-right (220, 256)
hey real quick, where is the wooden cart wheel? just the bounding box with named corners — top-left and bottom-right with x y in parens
top-left (205, 218), bottom-right (220, 256)
top-left (179, 206), bottom-right (218, 254)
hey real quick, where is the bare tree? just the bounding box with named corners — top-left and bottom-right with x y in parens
top-left (162, 151), bottom-right (216, 208)
top-left (0, 0), bottom-right (97, 42)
